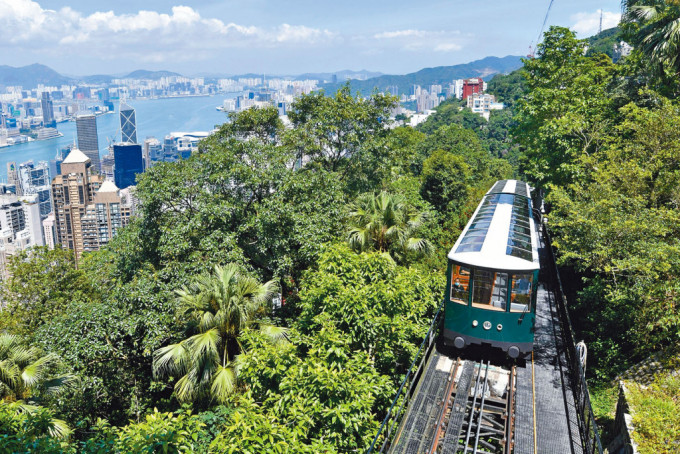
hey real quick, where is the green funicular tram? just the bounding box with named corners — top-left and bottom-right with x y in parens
top-left (443, 179), bottom-right (539, 359)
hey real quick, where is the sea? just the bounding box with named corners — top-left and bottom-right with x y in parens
top-left (0, 94), bottom-right (234, 182)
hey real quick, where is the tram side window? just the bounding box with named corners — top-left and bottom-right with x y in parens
top-left (510, 274), bottom-right (533, 312)
top-left (450, 265), bottom-right (470, 305)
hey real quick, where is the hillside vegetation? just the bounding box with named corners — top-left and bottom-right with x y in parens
top-left (0, 84), bottom-right (513, 452)
top-left (3, 6), bottom-right (680, 449)
top-left (320, 55), bottom-right (523, 96)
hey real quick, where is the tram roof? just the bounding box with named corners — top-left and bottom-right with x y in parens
top-left (448, 179), bottom-right (539, 271)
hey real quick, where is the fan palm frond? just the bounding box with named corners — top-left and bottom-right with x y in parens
top-left (152, 341), bottom-right (190, 378)
top-left (346, 191), bottom-right (434, 261)
top-left (154, 263), bottom-right (284, 405)
top-left (210, 365), bottom-right (236, 404)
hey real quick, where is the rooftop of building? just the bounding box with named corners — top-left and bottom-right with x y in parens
top-left (61, 147), bottom-right (90, 164)
top-left (98, 180), bottom-right (119, 193)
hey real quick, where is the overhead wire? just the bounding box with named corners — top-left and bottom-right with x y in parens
top-left (536, 0), bottom-right (557, 46)
top-left (529, 0), bottom-right (557, 56)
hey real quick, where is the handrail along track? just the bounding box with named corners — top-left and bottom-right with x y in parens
top-left (542, 222), bottom-right (603, 454)
top-left (367, 301), bottom-right (445, 454)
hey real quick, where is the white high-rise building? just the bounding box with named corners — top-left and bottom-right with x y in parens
top-left (0, 194), bottom-right (45, 278)
top-left (42, 214), bottom-right (56, 249)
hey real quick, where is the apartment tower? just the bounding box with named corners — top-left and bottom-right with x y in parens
top-left (51, 148), bottom-right (131, 261)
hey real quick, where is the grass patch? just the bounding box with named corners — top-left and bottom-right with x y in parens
top-left (627, 373), bottom-right (680, 454)
top-left (589, 384), bottom-right (618, 446)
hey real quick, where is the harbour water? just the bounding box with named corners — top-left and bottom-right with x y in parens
top-left (0, 95), bottom-right (232, 181)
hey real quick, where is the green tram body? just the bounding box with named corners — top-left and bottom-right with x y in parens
top-left (442, 180), bottom-right (539, 359)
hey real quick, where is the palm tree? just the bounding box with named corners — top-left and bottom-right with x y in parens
top-left (346, 191), bottom-right (433, 261)
top-left (0, 333), bottom-right (73, 438)
top-left (622, 1), bottom-right (680, 75)
top-left (153, 264), bottom-right (284, 404)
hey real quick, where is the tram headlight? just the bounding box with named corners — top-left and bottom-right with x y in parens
top-left (472, 320), bottom-right (478, 327)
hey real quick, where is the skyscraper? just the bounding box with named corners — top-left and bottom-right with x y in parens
top-left (6, 162), bottom-right (20, 195)
top-left (76, 114), bottom-right (101, 172)
top-left (51, 148), bottom-right (131, 261)
top-left (113, 143), bottom-right (144, 189)
top-left (120, 102), bottom-right (137, 144)
top-left (81, 181), bottom-right (130, 252)
top-left (41, 92), bottom-right (55, 127)
top-left (0, 194), bottom-right (44, 278)
top-left (18, 161), bottom-right (52, 218)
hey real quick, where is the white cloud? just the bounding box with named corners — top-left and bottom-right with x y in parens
top-left (372, 29), bottom-right (464, 53)
top-left (571, 10), bottom-right (621, 37)
top-left (276, 24), bottom-right (335, 43)
top-left (374, 29), bottom-right (428, 39)
top-left (0, 0), bottom-right (333, 61)
top-left (434, 43), bottom-right (463, 52)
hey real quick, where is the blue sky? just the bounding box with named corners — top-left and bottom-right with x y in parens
top-left (1, 0), bottom-right (624, 76)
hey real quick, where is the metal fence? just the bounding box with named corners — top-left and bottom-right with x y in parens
top-left (366, 301), bottom-right (444, 454)
top-left (542, 223), bottom-right (604, 454)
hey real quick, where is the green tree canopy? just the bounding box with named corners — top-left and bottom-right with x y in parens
top-left (346, 191), bottom-right (434, 262)
top-left (515, 26), bottom-right (616, 188)
top-left (153, 264), bottom-right (284, 405)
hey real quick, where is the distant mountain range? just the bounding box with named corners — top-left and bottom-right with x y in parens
top-left (0, 64), bottom-right (73, 88)
top-left (319, 55), bottom-right (524, 96)
top-left (0, 65), bottom-right (184, 88)
top-left (294, 69), bottom-right (383, 82)
top-left (0, 58), bottom-right (522, 91)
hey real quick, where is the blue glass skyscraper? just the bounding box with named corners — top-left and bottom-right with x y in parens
top-left (113, 143), bottom-right (144, 189)
top-left (120, 102), bottom-right (137, 144)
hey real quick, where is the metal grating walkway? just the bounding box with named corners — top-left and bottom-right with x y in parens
top-left (528, 233), bottom-right (583, 454)
top-left (391, 353), bottom-right (454, 454)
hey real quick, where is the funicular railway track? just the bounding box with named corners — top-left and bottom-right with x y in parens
top-left (390, 356), bottom-right (517, 454)
top-left (370, 180), bottom-right (602, 454)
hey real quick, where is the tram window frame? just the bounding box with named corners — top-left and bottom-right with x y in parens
top-left (450, 264), bottom-right (471, 305)
top-left (510, 273), bottom-right (533, 313)
top-left (471, 269), bottom-right (505, 312)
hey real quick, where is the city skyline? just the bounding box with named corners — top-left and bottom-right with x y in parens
top-left (1, 0), bottom-right (623, 76)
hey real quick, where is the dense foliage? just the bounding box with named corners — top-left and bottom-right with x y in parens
top-left (515, 21), bottom-right (680, 446)
top-left (0, 79), bottom-right (512, 450)
top-left (7, 15), bottom-right (680, 448)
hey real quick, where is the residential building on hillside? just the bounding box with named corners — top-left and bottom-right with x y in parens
top-left (80, 180), bottom-right (132, 252)
top-left (467, 93), bottom-right (504, 120)
top-left (42, 213), bottom-right (55, 249)
top-left (462, 78), bottom-right (484, 100)
top-left (18, 161), bottom-right (52, 218)
top-left (51, 148), bottom-right (133, 261)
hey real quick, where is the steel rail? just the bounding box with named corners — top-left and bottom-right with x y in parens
top-left (462, 362), bottom-right (484, 452)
